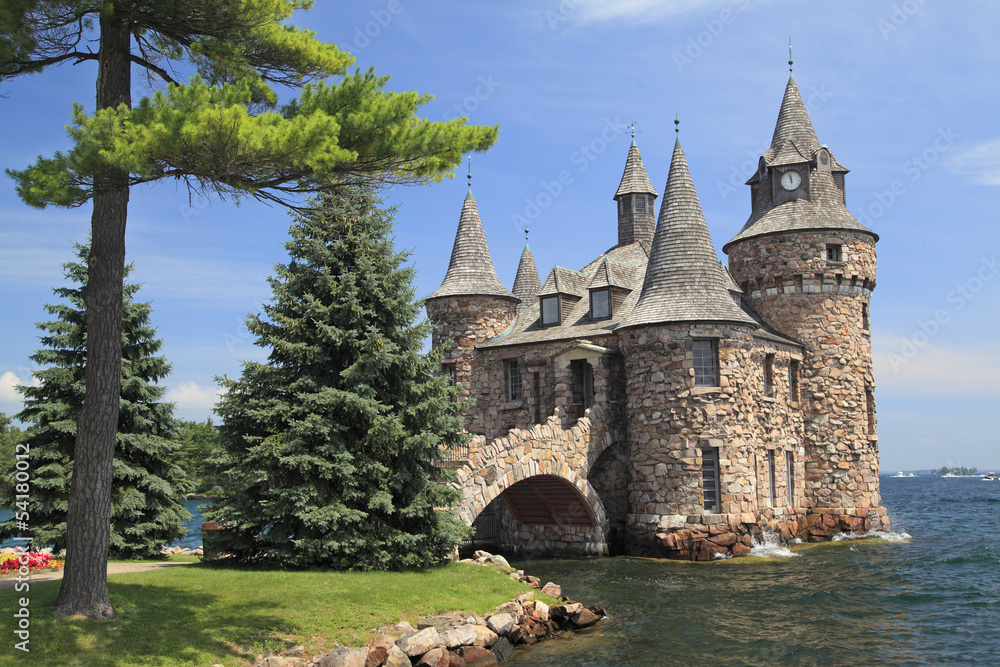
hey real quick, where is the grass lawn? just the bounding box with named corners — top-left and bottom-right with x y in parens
top-left (0, 561), bottom-right (548, 667)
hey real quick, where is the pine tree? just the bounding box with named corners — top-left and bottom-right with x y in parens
top-left (208, 187), bottom-right (468, 569)
top-left (0, 242), bottom-right (192, 559)
top-left (1, 2), bottom-right (495, 617)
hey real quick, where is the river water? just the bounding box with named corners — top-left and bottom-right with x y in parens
top-left (505, 475), bottom-right (1000, 665)
top-left (4, 478), bottom-right (998, 663)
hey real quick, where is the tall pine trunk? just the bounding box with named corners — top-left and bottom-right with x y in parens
top-left (54, 9), bottom-right (131, 620)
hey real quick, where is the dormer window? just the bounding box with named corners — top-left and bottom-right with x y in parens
top-left (826, 244), bottom-right (842, 262)
top-left (540, 296), bottom-right (560, 326)
top-left (590, 289), bottom-right (611, 320)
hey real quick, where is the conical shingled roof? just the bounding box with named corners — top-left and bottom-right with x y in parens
top-left (614, 140), bottom-right (658, 198)
top-left (724, 76), bottom-right (877, 250)
top-left (428, 189), bottom-right (517, 301)
top-left (619, 139), bottom-right (756, 329)
top-left (763, 75), bottom-right (820, 165)
top-left (512, 243), bottom-right (542, 311)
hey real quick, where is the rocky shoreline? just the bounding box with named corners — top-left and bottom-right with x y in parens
top-left (235, 551), bottom-right (605, 667)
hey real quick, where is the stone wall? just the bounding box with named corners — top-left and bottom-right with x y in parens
top-left (452, 405), bottom-right (618, 557)
top-left (619, 322), bottom-right (815, 558)
top-left (426, 295), bottom-right (517, 435)
top-left (467, 338), bottom-right (621, 442)
top-left (727, 230), bottom-right (881, 518)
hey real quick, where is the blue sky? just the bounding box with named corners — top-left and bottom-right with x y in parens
top-left (1, 1), bottom-right (998, 472)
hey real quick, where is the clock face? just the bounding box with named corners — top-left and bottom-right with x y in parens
top-left (780, 170), bottom-right (802, 191)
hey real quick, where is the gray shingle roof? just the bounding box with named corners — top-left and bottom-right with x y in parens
top-left (618, 139), bottom-right (757, 329)
top-left (428, 189), bottom-right (517, 301)
top-left (614, 140), bottom-right (658, 198)
top-left (764, 75), bottom-right (820, 164)
top-left (726, 169), bottom-right (877, 249)
top-left (478, 242), bottom-right (649, 348)
top-left (512, 243), bottom-right (542, 311)
top-left (588, 258), bottom-right (639, 290)
top-left (723, 77), bottom-right (878, 250)
top-left (539, 266), bottom-right (588, 297)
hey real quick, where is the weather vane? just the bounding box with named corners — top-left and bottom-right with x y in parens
top-left (674, 114), bottom-right (680, 135)
top-left (467, 155), bottom-right (472, 188)
top-left (788, 39), bottom-right (793, 73)
top-left (524, 226), bottom-right (529, 242)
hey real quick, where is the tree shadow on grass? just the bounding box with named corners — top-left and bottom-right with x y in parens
top-left (9, 577), bottom-right (299, 667)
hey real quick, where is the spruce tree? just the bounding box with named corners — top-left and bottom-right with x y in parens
top-left (208, 187), bottom-right (468, 569)
top-left (0, 242), bottom-right (192, 559)
top-left (2, 2), bottom-right (496, 617)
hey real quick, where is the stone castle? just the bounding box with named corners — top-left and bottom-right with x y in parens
top-left (426, 74), bottom-right (887, 560)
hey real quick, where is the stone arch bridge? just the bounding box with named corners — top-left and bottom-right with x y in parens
top-left (441, 404), bottom-right (627, 557)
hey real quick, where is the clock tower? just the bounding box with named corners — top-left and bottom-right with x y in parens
top-left (724, 73), bottom-right (886, 535)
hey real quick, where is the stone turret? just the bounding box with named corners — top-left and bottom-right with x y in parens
top-left (426, 189), bottom-right (518, 431)
top-left (511, 243), bottom-right (541, 313)
top-left (724, 75), bottom-right (882, 527)
top-left (614, 138), bottom-right (658, 247)
top-left (619, 137), bottom-right (760, 554)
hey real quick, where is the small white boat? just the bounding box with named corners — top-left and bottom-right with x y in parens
top-left (894, 471), bottom-right (907, 478)
top-left (908, 473), bottom-right (917, 477)
top-left (982, 472), bottom-right (998, 481)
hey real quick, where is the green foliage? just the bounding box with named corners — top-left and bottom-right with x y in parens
top-left (208, 186), bottom-right (469, 569)
top-left (931, 466), bottom-right (979, 475)
top-left (174, 419), bottom-right (222, 492)
top-left (3, 3), bottom-right (497, 208)
top-left (0, 242), bottom-right (192, 558)
top-left (0, 412), bottom-right (25, 495)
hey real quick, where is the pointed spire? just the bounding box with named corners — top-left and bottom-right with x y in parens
top-left (614, 134), bottom-right (658, 247)
top-left (620, 140), bottom-right (756, 329)
top-left (724, 74), bottom-right (874, 251)
top-left (428, 190), bottom-right (517, 301)
top-left (767, 76), bottom-right (820, 161)
top-left (512, 239), bottom-right (541, 312)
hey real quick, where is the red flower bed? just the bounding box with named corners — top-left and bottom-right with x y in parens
top-left (0, 552), bottom-right (64, 574)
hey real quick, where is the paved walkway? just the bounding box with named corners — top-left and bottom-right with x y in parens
top-left (0, 561), bottom-right (193, 590)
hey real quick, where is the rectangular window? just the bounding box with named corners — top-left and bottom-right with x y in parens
top-left (788, 361), bottom-right (800, 402)
top-left (533, 372), bottom-right (542, 424)
top-left (505, 360), bottom-right (522, 401)
top-left (786, 451), bottom-right (794, 506)
top-left (591, 289), bottom-right (611, 320)
top-left (635, 195), bottom-right (646, 213)
top-left (443, 363), bottom-right (456, 387)
top-left (862, 303), bottom-right (870, 330)
top-left (570, 359), bottom-right (595, 412)
top-left (866, 387), bottom-right (875, 435)
top-left (764, 354), bottom-right (775, 397)
top-left (767, 450), bottom-right (776, 507)
top-left (540, 296), bottom-right (560, 326)
top-left (701, 447), bottom-right (720, 513)
top-left (826, 244), bottom-right (842, 262)
top-left (692, 339), bottom-right (718, 387)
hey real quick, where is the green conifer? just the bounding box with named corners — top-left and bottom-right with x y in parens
top-left (208, 187), bottom-right (468, 569)
top-left (0, 243), bottom-right (191, 558)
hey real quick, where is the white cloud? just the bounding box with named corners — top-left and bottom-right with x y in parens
top-left (945, 138), bottom-right (1000, 185)
top-left (164, 381), bottom-right (224, 411)
top-left (571, 0), bottom-right (711, 22)
top-left (873, 338), bottom-right (1000, 396)
top-left (0, 371), bottom-right (40, 417)
top-left (0, 371), bottom-right (24, 404)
